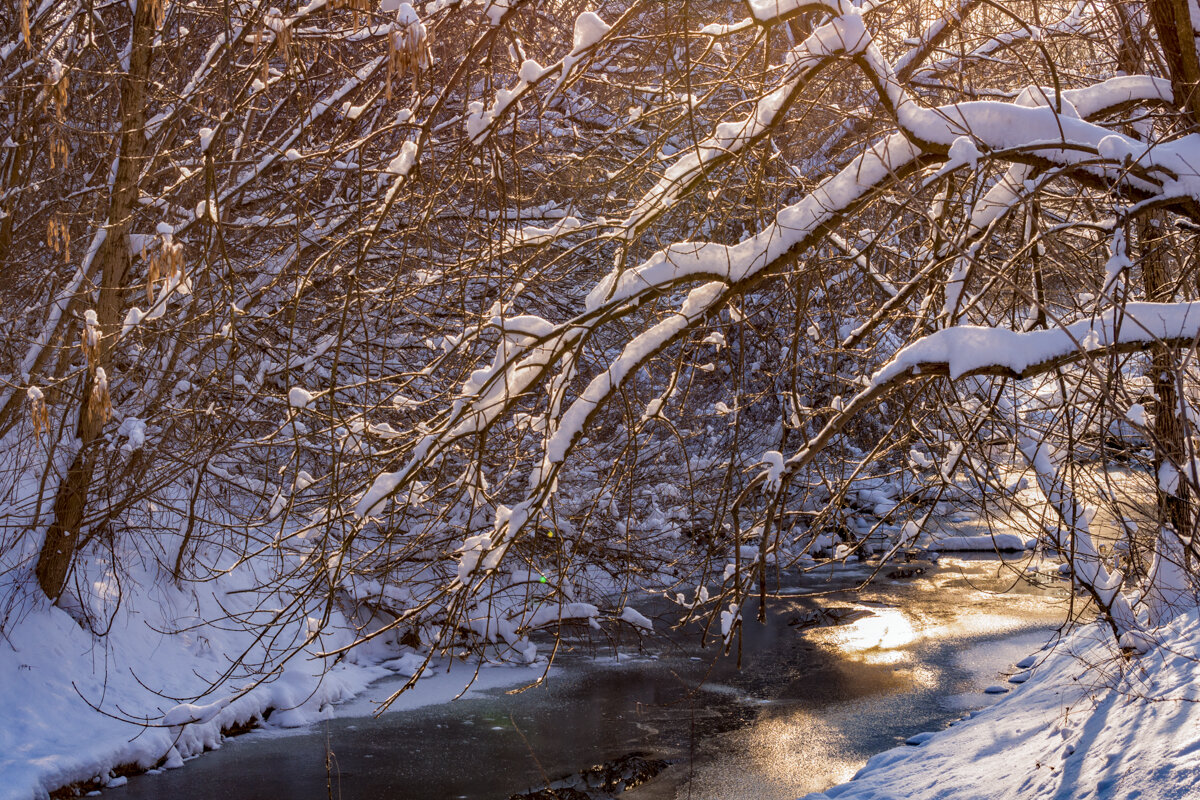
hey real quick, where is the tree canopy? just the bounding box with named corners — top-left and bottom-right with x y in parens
top-left (1, 0), bottom-right (1198, 699)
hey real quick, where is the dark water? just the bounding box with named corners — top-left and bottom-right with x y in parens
top-left (117, 554), bottom-right (1069, 800)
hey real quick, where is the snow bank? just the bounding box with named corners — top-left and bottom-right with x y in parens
top-left (0, 574), bottom-right (387, 800)
top-left (0, 550), bottom-right (606, 800)
top-left (802, 611), bottom-right (1200, 800)
top-left (0, 583), bottom-right (550, 800)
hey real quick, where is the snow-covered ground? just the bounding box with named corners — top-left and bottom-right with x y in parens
top-left (4, 548), bottom-right (1198, 800)
top-left (0, 587), bottom-right (367, 800)
top-left (803, 610), bottom-right (1200, 800)
top-left (0, 579), bottom-right (544, 800)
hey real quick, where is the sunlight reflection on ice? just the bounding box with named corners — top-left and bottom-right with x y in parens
top-left (678, 709), bottom-right (862, 799)
top-left (833, 608), bottom-right (917, 662)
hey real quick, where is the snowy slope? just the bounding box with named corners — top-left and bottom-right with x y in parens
top-left (0, 566), bottom-right (556, 800)
top-left (803, 612), bottom-right (1200, 800)
top-left (0, 582), bottom-right (387, 800)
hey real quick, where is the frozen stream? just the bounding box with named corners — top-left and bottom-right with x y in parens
top-left (118, 553), bottom-right (1070, 800)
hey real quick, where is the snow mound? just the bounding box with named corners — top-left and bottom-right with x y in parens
top-left (571, 11), bottom-right (610, 54)
top-left (904, 731), bottom-right (937, 746)
top-left (931, 532), bottom-right (1028, 551)
top-left (288, 386), bottom-right (314, 409)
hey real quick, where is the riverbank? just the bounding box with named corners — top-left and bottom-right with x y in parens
top-left (0, 571), bottom-right (548, 800)
top-left (94, 554), bottom-right (1068, 800)
top-left (802, 609), bottom-right (1200, 800)
top-left (0, 578), bottom-right (370, 800)
top-left (8, 552), bottom-right (1195, 800)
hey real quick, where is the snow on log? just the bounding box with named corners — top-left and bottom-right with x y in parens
top-left (931, 533), bottom-right (1028, 552)
top-left (619, 606), bottom-right (654, 631)
top-left (161, 697), bottom-right (233, 728)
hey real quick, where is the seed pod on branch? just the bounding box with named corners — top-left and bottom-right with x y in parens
top-left (42, 59), bottom-right (69, 120)
top-left (80, 310), bottom-right (101, 374)
top-left (146, 253), bottom-right (159, 303)
top-left (19, 0), bottom-right (30, 50)
top-left (162, 235), bottom-right (184, 280)
top-left (330, 0), bottom-right (370, 29)
top-left (146, 233), bottom-right (184, 303)
top-left (48, 132), bottom-right (68, 170)
top-left (27, 386), bottom-right (48, 439)
top-left (263, 9), bottom-right (292, 76)
top-left (87, 368), bottom-right (112, 428)
top-left (386, 4), bottom-right (432, 99)
top-left (147, 0), bottom-right (167, 30)
top-left (46, 216), bottom-right (69, 263)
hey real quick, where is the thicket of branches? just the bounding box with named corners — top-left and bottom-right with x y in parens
top-left (2, 0), bottom-right (1200, 697)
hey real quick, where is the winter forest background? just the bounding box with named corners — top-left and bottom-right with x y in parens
top-left (3, 0), bottom-right (1200, 794)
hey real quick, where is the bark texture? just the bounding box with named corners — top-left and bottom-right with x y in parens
top-left (35, 2), bottom-right (156, 601)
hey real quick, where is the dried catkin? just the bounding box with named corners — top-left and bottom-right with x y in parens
top-left (20, 0), bottom-right (30, 50)
top-left (386, 7), bottom-right (432, 100)
top-left (47, 216), bottom-right (70, 263)
top-left (329, 0), bottom-right (370, 29)
top-left (88, 368), bottom-right (112, 427)
top-left (148, 234), bottom-right (185, 303)
top-left (27, 387), bottom-right (48, 439)
top-left (80, 309), bottom-right (101, 374)
top-left (148, 0), bottom-right (167, 30)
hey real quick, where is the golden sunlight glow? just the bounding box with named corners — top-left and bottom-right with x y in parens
top-left (832, 609), bottom-right (918, 662)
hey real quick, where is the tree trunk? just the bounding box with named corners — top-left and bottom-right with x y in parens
top-left (35, 1), bottom-right (156, 602)
top-left (1139, 217), bottom-right (1193, 543)
top-left (1148, 0), bottom-right (1200, 125)
top-left (1139, 2), bottom-right (1200, 555)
